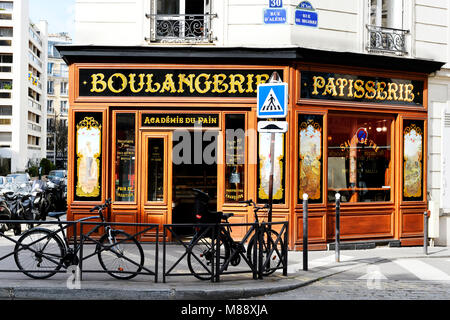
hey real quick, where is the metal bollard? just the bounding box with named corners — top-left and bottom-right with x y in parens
top-left (424, 210), bottom-right (429, 255)
top-left (335, 193), bottom-right (341, 263)
top-left (303, 193), bottom-right (308, 271)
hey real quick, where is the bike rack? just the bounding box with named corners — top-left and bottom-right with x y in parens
top-left (0, 220), bottom-right (77, 276)
top-left (0, 219), bottom-right (289, 283)
top-left (78, 221), bottom-right (159, 282)
top-left (162, 221), bottom-right (289, 283)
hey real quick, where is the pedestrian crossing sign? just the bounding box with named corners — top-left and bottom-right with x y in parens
top-left (257, 82), bottom-right (288, 118)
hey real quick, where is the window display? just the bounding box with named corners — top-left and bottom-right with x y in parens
top-left (225, 114), bottom-right (246, 202)
top-left (327, 114), bottom-right (392, 202)
top-left (115, 113), bottom-right (136, 202)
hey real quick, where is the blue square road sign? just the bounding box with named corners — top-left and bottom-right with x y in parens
top-left (257, 83), bottom-right (288, 118)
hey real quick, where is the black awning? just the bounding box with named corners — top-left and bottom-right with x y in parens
top-left (56, 45), bottom-right (444, 74)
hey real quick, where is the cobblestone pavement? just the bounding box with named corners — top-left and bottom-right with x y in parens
top-left (250, 257), bottom-right (450, 300)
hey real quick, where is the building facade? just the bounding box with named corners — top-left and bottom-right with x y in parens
top-left (68, 0), bottom-right (449, 246)
top-left (47, 32), bottom-right (71, 169)
top-left (0, 0), bottom-right (48, 173)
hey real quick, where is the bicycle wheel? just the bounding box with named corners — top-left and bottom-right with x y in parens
top-left (187, 231), bottom-right (230, 281)
top-left (14, 228), bottom-right (66, 279)
top-left (247, 229), bottom-right (285, 276)
top-left (97, 230), bottom-right (144, 280)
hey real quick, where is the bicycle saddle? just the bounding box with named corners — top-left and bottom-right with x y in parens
top-left (221, 212), bottom-right (234, 221)
top-left (48, 211), bottom-right (66, 218)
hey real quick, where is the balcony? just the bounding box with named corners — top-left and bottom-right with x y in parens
top-left (27, 122), bottom-right (42, 132)
top-left (146, 13), bottom-right (217, 43)
top-left (366, 25), bottom-right (409, 56)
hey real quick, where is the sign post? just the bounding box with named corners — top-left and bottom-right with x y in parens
top-left (257, 72), bottom-right (288, 224)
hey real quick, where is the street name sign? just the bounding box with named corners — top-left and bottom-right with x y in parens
top-left (295, 1), bottom-right (318, 27)
top-left (264, 8), bottom-right (287, 24)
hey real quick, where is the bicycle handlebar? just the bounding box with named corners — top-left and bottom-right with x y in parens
top-left (89, 198), bottom-right (112, 212)
top-left (239, 199), bottom-right (269, 210)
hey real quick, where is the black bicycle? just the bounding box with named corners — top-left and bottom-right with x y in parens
top-left (13, 199), bottom-right (145, 280)
top-left (241, 199), bottom-right (285, 276)
top-left (186, 189), bottom-right (284, 280)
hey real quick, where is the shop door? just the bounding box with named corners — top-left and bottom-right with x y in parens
top-left (139, 131), bottom-right (172, 241)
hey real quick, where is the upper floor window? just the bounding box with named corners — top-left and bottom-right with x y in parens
top-left (0, 2), bottom-right (13, 11)
top-left (47, 62), bottom-right (53, 75)
top-left (148, 0), bottom-right (216, 43)
top-left (60, 82), bottom-right (68, 95)
top-left (369, 0), bottom-right (404, 29)
top-left (367, 0), bottom-right (408, 55)
top-left (47, 81), bottom-right (54, 94)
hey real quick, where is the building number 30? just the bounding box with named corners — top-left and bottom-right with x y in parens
top-left (269, 0), bottom-right (282, 8)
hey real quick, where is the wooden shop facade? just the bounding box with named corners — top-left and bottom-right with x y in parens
top-left (58, 46), bottom-right (443, 249)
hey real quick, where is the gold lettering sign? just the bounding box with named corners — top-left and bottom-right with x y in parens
top-left (302, 71), bottom-right (424, 106)
top-left (141, 113), bottom-right (220, 128)
top-left (79, 69), bottom-right (280, 98)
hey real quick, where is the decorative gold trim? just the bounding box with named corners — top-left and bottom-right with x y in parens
top-left (299, 119), bottom-right (322, 200)
top-left (258, 132), bottom-right (285, 200)
top-left (403, 123), bottom-right (423, 198)
top-left (75, 116), bottom-right (102, 198)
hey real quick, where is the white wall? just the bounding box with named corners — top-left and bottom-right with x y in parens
top-left (414, 0), bottom-right (448, 66)
top-left (75, 0), bottom-right (146, 45)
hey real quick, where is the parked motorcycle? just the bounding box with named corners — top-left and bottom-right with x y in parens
top-left (0, 195), bottom-right (13, 233)
top-left (45, 176), bottom-right (67, 213)
top-left (30, 179), bottom-right (48, 221)
top-left (1, 186), bottom-right (25, 235)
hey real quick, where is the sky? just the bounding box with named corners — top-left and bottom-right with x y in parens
top-left (29, 0), bottom-right (76, 38)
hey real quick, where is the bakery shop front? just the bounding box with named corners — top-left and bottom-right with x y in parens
top-left (59, 46), bottom-right (443, 249)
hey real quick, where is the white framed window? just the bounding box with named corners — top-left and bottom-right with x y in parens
top-left (369, 0), bottom-right (404, 29)
top-left (150, 0), bottom-right (213, 42)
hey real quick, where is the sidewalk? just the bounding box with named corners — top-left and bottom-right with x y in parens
top-left (1, 245), bottom-right (448, 300)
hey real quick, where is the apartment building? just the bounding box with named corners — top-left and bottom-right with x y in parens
top-left (0, 0), bottom-right (47, 173)
top-left (64, 0), bottom-right (449, 246)
top-left (47, 32), bottom-right (71, 169)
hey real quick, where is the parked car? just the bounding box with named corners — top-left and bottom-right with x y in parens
top-left (47, 170), bottom-right (67, 182)
top-left (0, 176), bottom-right (6, 189)
top-left (6, 173), bottom-right (30, 186)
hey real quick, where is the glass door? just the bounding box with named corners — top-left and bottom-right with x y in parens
top-left (140, 131), bottom-right (172, 241)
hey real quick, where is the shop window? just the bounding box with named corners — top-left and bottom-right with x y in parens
top-left (298, 114), bottom-right (323, 203)
top-left (224, 114), bottom-right (245, 203)
top-left (74, 112), bottom-right (102, 201)
top-left (403, 120), bottom-right (424, 201)
top-left (327, 114), bottom-right (392, 203)
top-left (148, 138), bottom-right (165, 202)
top-left (115, 113), bottom-right (136, 202)
top-left (257, 126), bottom-right (286, 204)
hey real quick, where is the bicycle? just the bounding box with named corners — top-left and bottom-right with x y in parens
top-left (186, 189), bottom-right (285, 280)
top-left (13, 199), bottom-right (145, 280)
top-left (240, 199), bottom-right (285, 276)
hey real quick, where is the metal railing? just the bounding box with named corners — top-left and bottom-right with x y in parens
top-left (0, 219), bottom-right (289, 283)
top-left (163, 221), bottom-right (288, 283)
top-left (366, 25), bottom-right (409, 55)
top-left (146, 13), bottom-right (217, 43)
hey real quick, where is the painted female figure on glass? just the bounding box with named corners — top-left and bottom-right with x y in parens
top-left (76, 117), bottom-right (101, 198)
top-left (299, 116), bottom-right (322, 202)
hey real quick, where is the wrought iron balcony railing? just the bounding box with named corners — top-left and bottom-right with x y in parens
top-left (146, 13), bottom-right (217, 43)
top-left (366, 25), bottom-right (409, 55)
